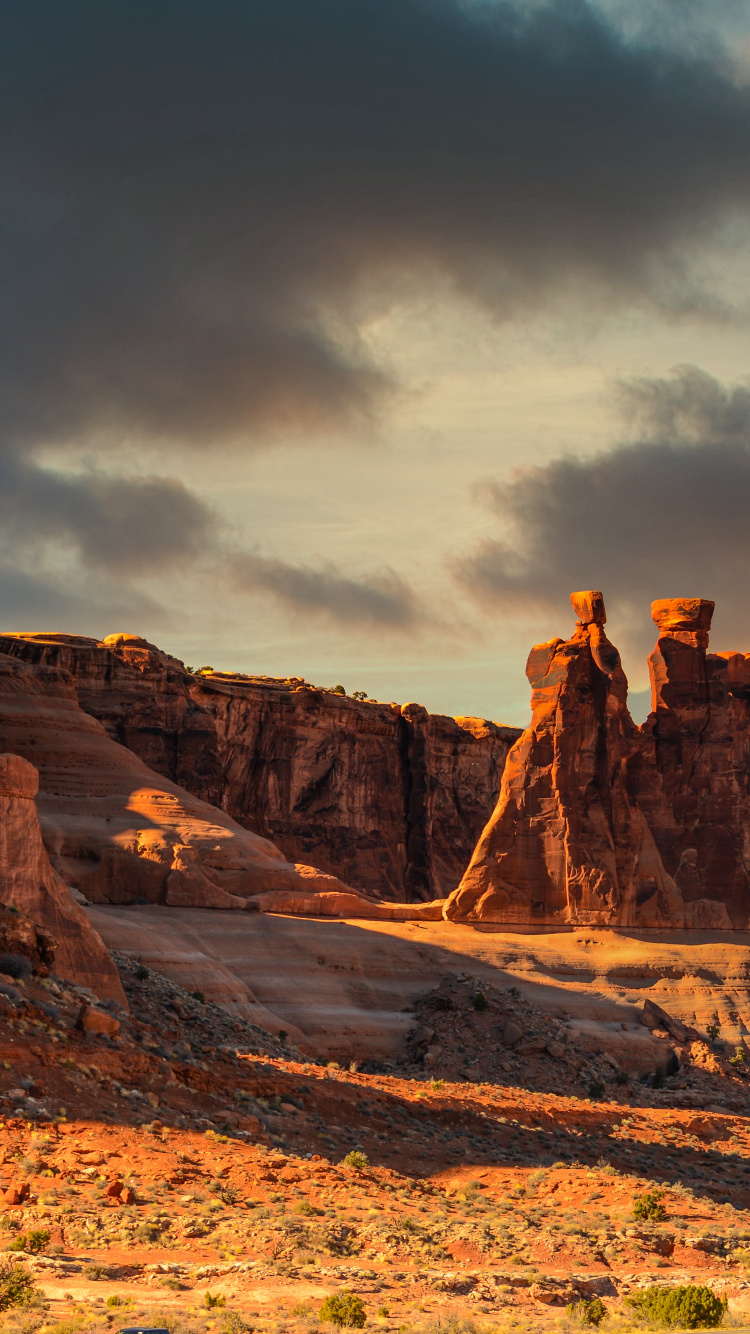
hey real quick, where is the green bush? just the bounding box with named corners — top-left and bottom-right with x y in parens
top-left (205, 1290), bottom-right (227, 1309)
top-left (320, 1290), bottom-right (367, 1327)
top-left (0, 1261), bottom-right (36, 1311)
top-left (588, 1080), bottom-right (605, 1100)
top-left (9, 1229), bottom-right (49, 1255)
top-left (626, 1284), bottom-right (725, 1328)
top-left (566, 1297), bottom-right (606, 1325)
top-left (633, 1189), bottom-right (668, 1222)
top-left (706, 1023), bottom-right (720, 1041)
top-left (342, 1151), bottom-right (368, 1170)
top-left (472, 991), bottom-right (487, 1011)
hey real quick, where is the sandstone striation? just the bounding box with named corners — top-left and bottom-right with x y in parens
top-left (0, 751), bottom-right (125, 1003)
top-left (0, 632), bottom-right (520, 900)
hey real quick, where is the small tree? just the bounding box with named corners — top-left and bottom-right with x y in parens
top-left (320, 1290), bottom-right (366, 1328)
top-left (626, 1284), bottom-right (725, 1328)
top-left (706, 1022), bottom-right (721, 1041)
top-left (588, 1080), bottom-right (605, 1100)
top-left (472, 991), bottom-right (487, 1011)
top-left (633, 1188), bottom-right (668, 1222)
top-left (0, 1262), bottom-right (36, 1311)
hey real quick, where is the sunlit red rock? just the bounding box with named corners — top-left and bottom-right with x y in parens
top-left (0, 752), bottom-right (125, 1003)
top-left (0, 632), bottom-right (520, 901)
top-left (444, 591), bottom-right (684, 927)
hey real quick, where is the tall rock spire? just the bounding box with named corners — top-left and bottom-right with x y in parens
top-left (444, 591), bottom-right (683, 926)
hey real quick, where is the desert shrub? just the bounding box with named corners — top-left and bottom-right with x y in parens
top-left (626, 1283), bottom-right (725, 1328)
top-left (106, 1295), bottom-right (123, 1307)
top-left (0, 1261), bottom-right (36, 1310)
top-left (135, 963), bottom-right (150, 981)
top-left (220, 1314), bottom-right (253, 1334)
top-left (472, 991), bottom-right (487, 1011)
top-left (9, 1231), bottom-right (49, 1255)
top-left (319, 1290), bottom-right (366, 1327)
top-left (614, 1070), bottom-right (629, 1085)
top-left (706, 1023), bottom-right (720, 1041)
top-left (0, 954), bottom-right (32, 980)
top-left (205, 1290), bottom-right (227, 1309)
top-left (429, 1078), bottom-right (444, 1091)
top-left (652, 1067), bottom-right (666, 1088)
top-left (331, 685), bottom-right (346, 696)
top-left (191, 989), bottom-right (206, 1003)
top-left (566, 1297), bottom-right (606, 1325)
top-left (342, 1151), bottom-right (368, 1170)
top-left (294, 1200), bottom-right (315, 1215)
top-left (588, 1080), bottom-right (605, 1100)
top-left (634, 1189), bottom-right (668, 1222)
top-left (729, 1046), bottom-right (747, 1065)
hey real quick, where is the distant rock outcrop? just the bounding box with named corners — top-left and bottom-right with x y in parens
top-left (0, 632), bottom-right (520, 901)
top-left (0, 752), bottom-right (125, 1003)
top-left (446, 590), bottom-right (750, 929)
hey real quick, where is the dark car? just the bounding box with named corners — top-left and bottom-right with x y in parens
top-left (119, 1328), bottom-right (170, 1334)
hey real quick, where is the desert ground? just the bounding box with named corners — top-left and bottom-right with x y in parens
top-left (2, 917), bottom-right (750, 1333)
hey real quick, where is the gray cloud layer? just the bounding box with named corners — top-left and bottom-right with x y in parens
top-left (4, 2), bottom-right (750, 626)
top-left (455, 366), bottom-right (750, 652)
top-left (231, 556), bottom-right (419, 628)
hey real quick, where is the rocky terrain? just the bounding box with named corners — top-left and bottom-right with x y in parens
top-left (447, 592), bottom-right (750, 929)
top-left (1, 954), bottom-right (750, 1334)
top-left (0, 633), bottom-right (519, 903)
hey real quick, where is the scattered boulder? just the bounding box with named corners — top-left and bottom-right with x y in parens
top-left (76, 1004), bottom-right (121, 1037)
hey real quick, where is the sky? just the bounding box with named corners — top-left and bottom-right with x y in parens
top-left (4, 0), bottom-right (750, 725)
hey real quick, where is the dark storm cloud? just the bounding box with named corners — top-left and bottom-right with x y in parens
top-left (230, 556), bottom-right (418, 628)
top-left (454, 366), bottom-right (750, 652)
top-left (4, 0), bottom-right (750, 458)
top-left (0, 458), bottom-right (218, 573)
top-left (5, 0), bottom-right (750, 621)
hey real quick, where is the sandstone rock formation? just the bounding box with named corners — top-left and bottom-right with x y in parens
top-left (0, 632), bottom-right (520, 900)
top-left (446, 590), bottom-right (750, 928)
top-left (444, 591), bottom-right (682, 926)
top-left (0, 651), bottom-right (447, 921)
top-left (0, 751), bottom-right (125, 1003)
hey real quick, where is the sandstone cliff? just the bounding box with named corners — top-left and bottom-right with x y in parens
top-left (0, 751), bottom-right (125, 1003)
top-left (0, 633), bottom-right (520, 901)
top-left (445, 591), bottom-right (750, 929)
top-left (0, 652), bottom-right (372, 913)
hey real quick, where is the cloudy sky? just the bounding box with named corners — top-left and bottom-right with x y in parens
top-left (4, 0), bottom-right (750, 724)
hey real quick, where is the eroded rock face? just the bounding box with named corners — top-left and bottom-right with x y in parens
top-left (447, 591), bottom-right (750, 928)
top-left (0, 752), bottom-right (125, 1003)
top-left (0, 653), bottom-right (362, 910)
top-left (633, 596), bottom-right (750, 928)
top-left (0, 633), bottom-right (520, 900)
top-left (444, 592), bottom-right (683, 926)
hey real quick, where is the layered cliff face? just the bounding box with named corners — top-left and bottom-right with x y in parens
top-left (0, 652), bottom-right (368, 914)
top-left (0, 633), bottom-right (520, 900)
top-left (446, 590), bottom-right (750, 929)
top-left (0, 751), bottom-right (125, 1003)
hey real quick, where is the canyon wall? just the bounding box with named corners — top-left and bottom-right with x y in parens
top-left (0, 650), bottom-right (374, 914)
top-left (0, 633), bottom-right (520, 901)
top-left (445, 592), bottom-right (750, 929)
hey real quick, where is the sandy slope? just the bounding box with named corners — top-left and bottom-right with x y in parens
top-left (87, 908), bottom-right (750, 1059)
